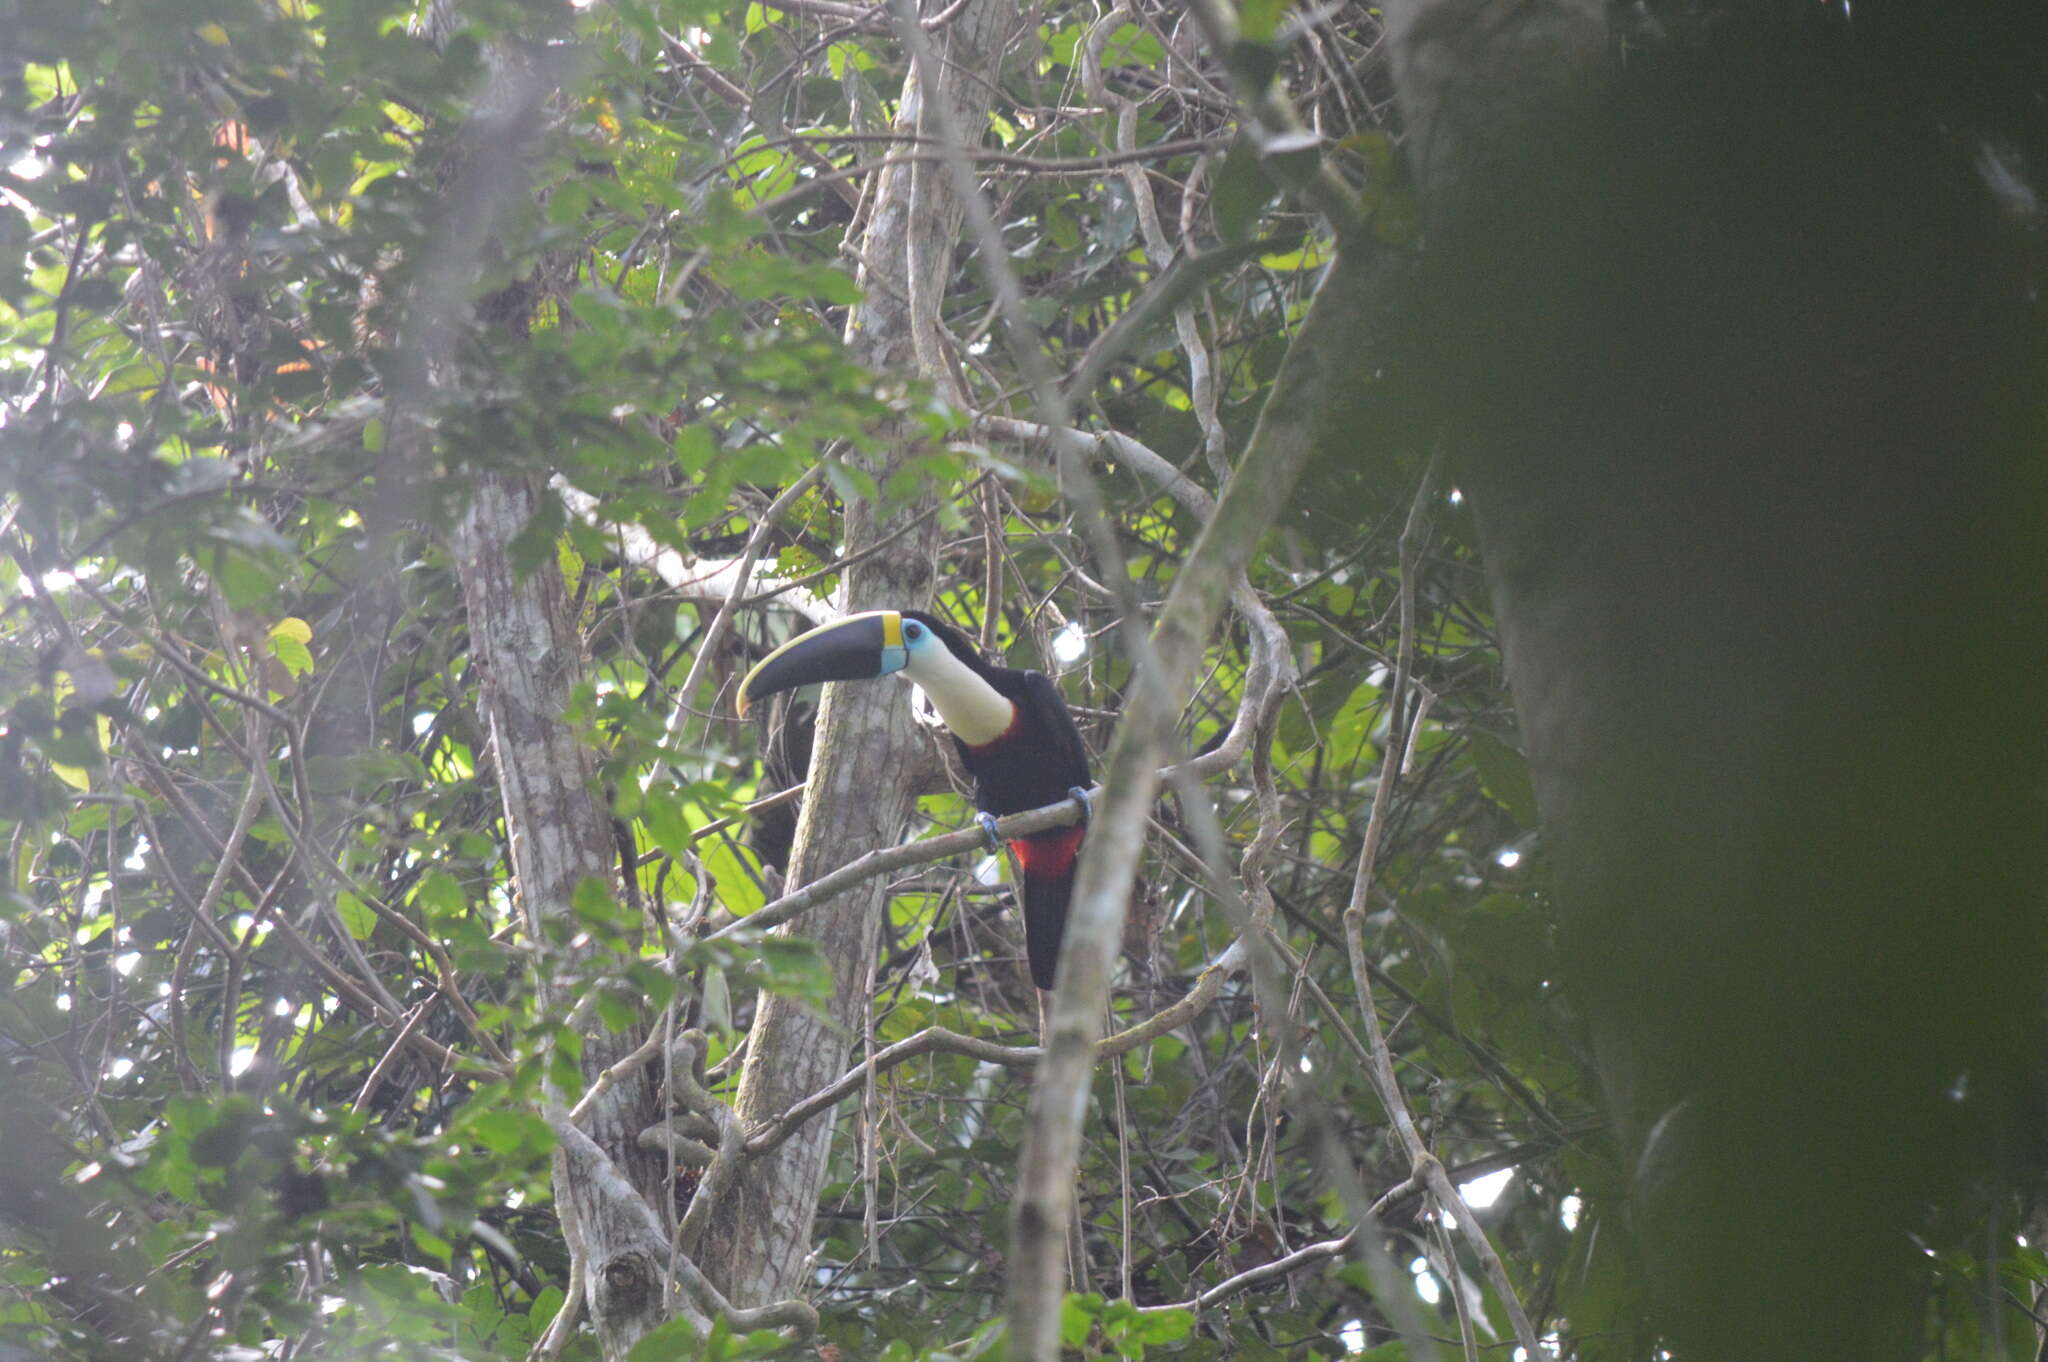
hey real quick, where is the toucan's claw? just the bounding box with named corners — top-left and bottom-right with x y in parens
top-left (1067, 786), bottom-right (1094, 826)
top-left (977, 811), bottom-right (1004, 852)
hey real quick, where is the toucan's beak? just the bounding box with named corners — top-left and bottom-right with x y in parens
top-left (736, 611), bottom-right (907, 716)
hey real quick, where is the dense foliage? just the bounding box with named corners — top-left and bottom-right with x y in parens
top-left (3, 0), bottom-right (2043, 1358)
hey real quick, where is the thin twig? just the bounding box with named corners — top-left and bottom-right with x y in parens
top-left (649, 463), bottom-right (824, 784)
top-left (1135, 1172), bottom-right (1423, 1316)
top-left (740, 942), bottom-right (1245, 1156)
top-left (1339, 460), bottom-right (1547, 1358)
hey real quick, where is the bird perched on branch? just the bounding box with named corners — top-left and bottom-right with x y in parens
top-left (736, 610), bottom-right (1093, 1013)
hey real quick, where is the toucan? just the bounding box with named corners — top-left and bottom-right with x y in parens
top-left (736, 610), bottom-right (1092, 998)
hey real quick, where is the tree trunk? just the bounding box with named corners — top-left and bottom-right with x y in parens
top-left (417, 10), bottom-right (677, 1355)
top-left (694, 0), bottom-right (1026, 1306)
top-left (1378, 4), bottom-right (2048, 1356)
top-left (453, 476), bottom-right (674, 1359)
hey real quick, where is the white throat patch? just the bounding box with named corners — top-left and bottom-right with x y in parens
top-left (905, 644), bottom-right (1014, 746)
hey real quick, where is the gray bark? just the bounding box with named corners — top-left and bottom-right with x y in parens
top-left (694, 0), bottom-right (1026, 1306)
top-left (414, 10), bottom-right (679, 1355)
top-left (453, 477), bottom-right (674, 1360)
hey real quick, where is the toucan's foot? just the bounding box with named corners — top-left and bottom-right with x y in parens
top-left (977, 811), bottom-right (1004, 852)
top-left (1067, 786), bottom-right (1094, 826)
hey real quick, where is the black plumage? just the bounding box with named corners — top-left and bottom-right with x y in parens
top-left (901, 614), bottom-right (1091, 990)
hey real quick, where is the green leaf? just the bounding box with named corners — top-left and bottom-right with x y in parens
top-left (210, 547), bottom-right (282, 610)
top-left (1130, 1307), bottom-right (1192, 1343)
top-left (528, 1286), bottom-right (566, 1335)
top-left (1236, 0), bottom-right (1289, 44)
top-left (571, 877), bottom-right (631, 937)
top-left (411, 868), bottom-right (466, 922)
top-left (1226, 38), bottom-right (1281, 92)
top-left (1044, 195), bottom-right (1080, 251)
top-left (266, 618), bottom-right (315, 678)
top-left (641, 790), bottom-right (694, 858)
top-left (188, 1096), bottom-right (260, 1168)
top-left (40, 708), bottom-right (105, 774)
top-left (335, 892), bottom-right (377, 941)
top-left (1467, 733), bottom-right (1539, 827)
top-left (1213, 136), bottom-right (1275, 245)
top-left (711, 250), bottom-right (861, 305)
top-left (1102, 22), bottom-right (1166, 67)
top-left (1060, 1292), bottom-right (1104, 1346)
top-left (470, 1110), bottom-right (555, 1162)
top-left (594, 987), bottom-right (639, 1033)
top-left (673, 423), bottom-right (717, 476)
top-left (757, 936), bottom-right (832, 1008)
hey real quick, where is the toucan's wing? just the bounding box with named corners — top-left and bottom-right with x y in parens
top-left (1012, 670), bottom-right (1090, 991)
top-left (1017, 670), bottom-right (1091, 789)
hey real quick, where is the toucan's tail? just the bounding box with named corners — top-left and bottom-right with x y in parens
top-left (1013, 826), bottom-right (1085, 991)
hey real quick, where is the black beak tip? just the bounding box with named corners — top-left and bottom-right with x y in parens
top-left (736, 615), bottom-right (892, 713)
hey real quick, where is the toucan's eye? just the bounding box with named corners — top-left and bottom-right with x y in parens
top-left (904, 621), bottom-right (923, 640)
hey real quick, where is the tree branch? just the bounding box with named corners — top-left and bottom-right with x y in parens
top-left (1007, 246), bottom-right (1392, 1362)
top-left (698, 788), bottom-right (1091, 944)
top-left (739, 938), bottom-right (1245, 1156)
